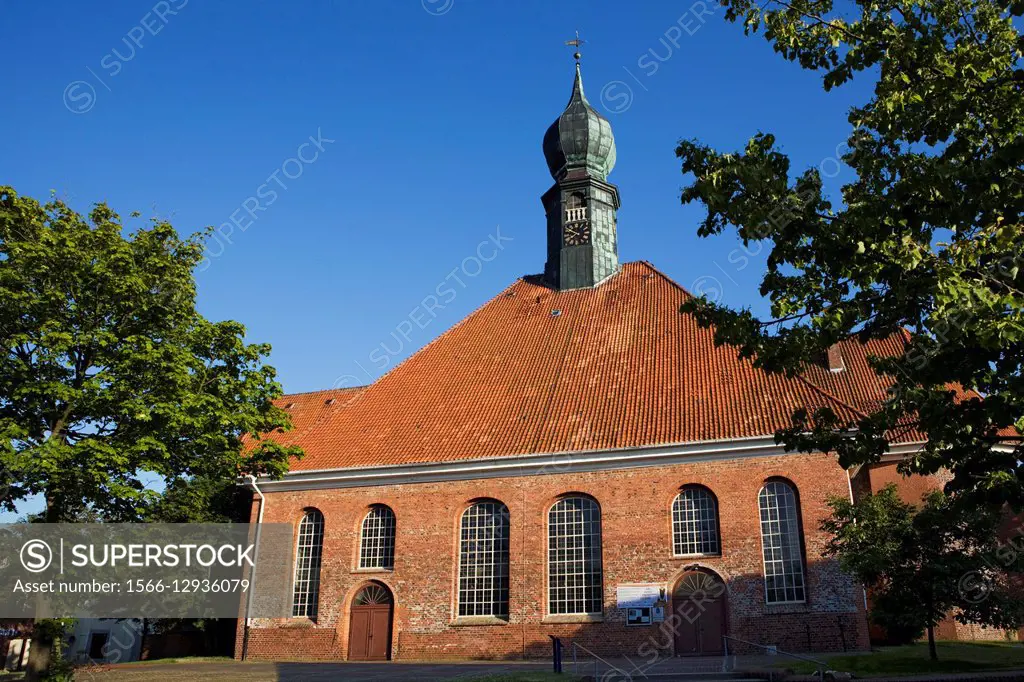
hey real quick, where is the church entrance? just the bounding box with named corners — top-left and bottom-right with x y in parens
top-left (347, 582), bottom-right (393, 661)
top-left (672, 570), bottom-right (726, 656)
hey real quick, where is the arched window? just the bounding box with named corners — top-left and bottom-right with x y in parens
top-left (567, 191), bottom-right (587, 209)
top-left (458, 501), bottom-right (510, 618)
top-left (565, 192), bottom-right (588, 224)
top-left (353, 582), bottom-right (393, 605)
top-left (672, 486), bottom-right (720, 556)
top-left (548, 496), bottom-right (603, 615)
top-left (758, 480), bottom-right (806, 604)
top-left (292, 509), bottom-right (324, 618)
top-left (359, 505), bottom-right (396, 570)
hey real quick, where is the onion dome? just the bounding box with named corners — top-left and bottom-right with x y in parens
top-left (542, 62), bottom-right (617, 181)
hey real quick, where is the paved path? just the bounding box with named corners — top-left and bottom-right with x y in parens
top-left (74, 660), bottom-right (553, 681)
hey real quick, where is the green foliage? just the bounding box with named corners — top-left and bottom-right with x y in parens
top-left (42, 659), bottom-right (74, 682)
top-left (145, 475), bottom-right (252, 523)
top-left (677, 0), bottom-right (1024, 510)
top-left (823, 485), bottom-right (1023, 647)
top-left (0, 187), bottom-right (301, 521)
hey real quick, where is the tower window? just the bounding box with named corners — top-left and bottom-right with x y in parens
top-left (565, 192), bottom-right (588, 224)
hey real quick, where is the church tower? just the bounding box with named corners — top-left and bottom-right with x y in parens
top-left (541, 58), bottom-right (621, 290)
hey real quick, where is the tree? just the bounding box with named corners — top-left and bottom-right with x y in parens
top-left (824, 485), bottom-right (1014, 659)
top-left (146, 474), bottom-right (253, 523)
top-left (0, 187), bottom-right (302, 677)
top-left (677, 0), bottom-right (1024, 511)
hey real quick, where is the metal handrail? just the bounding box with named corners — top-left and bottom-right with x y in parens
top-left (723, 635), bottom-right (829, 678)
top-left (571, 641), bottom-right (632, 680)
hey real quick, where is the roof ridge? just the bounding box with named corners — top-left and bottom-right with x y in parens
top-left (626, 260), bottom-right (696, 300)
top-left (281, 386), bottom-right (367, 398)
top-left (634, 260), bottom-right (860, 418)
top-left (792, 372), bottom-right (872, 422)
top-left (794, 330), bottom-right (916, 423)
top-left (640, 258), bottom-right (874, 425)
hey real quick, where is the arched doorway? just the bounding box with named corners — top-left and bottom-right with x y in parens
top-left (348, 582), bottom-right (393, 661)
top-left (672, 569), bottom-right (727, 656)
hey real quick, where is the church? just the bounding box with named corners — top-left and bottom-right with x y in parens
top-left (234, 60), bottom-right (962, 662)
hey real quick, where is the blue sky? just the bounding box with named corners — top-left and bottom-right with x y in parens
top-left (2, 1), bottom-right (870, 400)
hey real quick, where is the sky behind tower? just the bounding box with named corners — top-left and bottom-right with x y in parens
top-left (2, 0), bottom-right (872, 396)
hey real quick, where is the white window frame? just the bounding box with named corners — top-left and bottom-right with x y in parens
top-left (358, 505), bottom-right (396, 570)
top-left (671, 486), bottom-right (721, 557)
top-left (291, 508), bottom-right (324, 618)
top-left (457, 501), bottom-right (511, 619)
top-left (547, 496), bottom-right (603, 616)
top-left (758, 480), bottom-right (807, 605)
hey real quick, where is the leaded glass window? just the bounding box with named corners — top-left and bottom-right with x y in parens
top-left (292, 509), bottom-right (324, 618)
top-left (758, 480), bottom-right (806, 604)
top-left (359, 505), bottom-right (396, 570)
top-left (672, 486), bottom-right (720, 556)
top-left (458, 501), bottom-right (510, 618)
top-left (548, 496), bottom-right (603, 615)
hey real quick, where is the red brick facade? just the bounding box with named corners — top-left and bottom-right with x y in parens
top-left (235, 451), bottom-right (871, 661)
top-left (853, 460), bottom-right (951, 505)
top-left (853, 461), bottom-right (1019, 644)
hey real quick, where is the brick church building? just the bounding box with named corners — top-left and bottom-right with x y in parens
top-left (235, 60), bottom-right (970, 662)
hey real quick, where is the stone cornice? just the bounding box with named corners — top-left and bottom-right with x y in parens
top-left (248, 435), bottom-right (930, 493)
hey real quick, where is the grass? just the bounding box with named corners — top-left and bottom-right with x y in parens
top-left (776, 640), bottom-right (1024, 677)
top-left (462, 671), bottom-right (581, 675)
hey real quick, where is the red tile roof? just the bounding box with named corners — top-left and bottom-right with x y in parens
top-left (268, 262), bottom-right (922, 472)
top-left (266, 387), bottom-right (365, 449)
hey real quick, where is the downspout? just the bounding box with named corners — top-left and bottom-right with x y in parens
top-left (241, 474), bottom-right (266, 661)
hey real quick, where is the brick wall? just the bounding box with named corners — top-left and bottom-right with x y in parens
top-left (859, 461), bottom-right (951, 505)
top-left (854, 462), bottom-right (1021, 645)
top-left (236, 451), bottom-right (871, 661)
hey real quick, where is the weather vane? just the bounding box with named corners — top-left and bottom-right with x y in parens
top-left (565, 30), bottom-right (584, 63)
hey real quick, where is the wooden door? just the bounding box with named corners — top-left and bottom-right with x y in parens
top-left (367, 607), bottom-right (391, 660)
top-left (673, 571), bottom-right (727, 656)
top-left (348, 583), bottom-right (393, 661)
top-left (698, 598), bottom-right (725, 655)
top-left (673, 602), bottom-right (700, 655)
top-left (348, 610), bottom-right (371, 660)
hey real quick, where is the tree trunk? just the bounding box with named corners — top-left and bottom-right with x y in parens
top-left (139, 618), bottom-right (149, 661)
top-left (25, 497), bottom-right (60, 681)
top-left (924, 585), bottom-right (939, 662)
top-left (24, 626), bottom-right (51, 681)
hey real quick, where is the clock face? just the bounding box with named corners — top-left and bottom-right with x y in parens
top-left (563, 222), bottom-right (591, 246)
